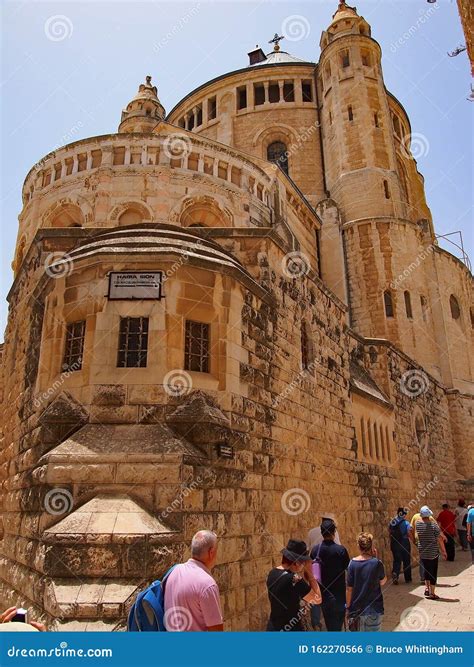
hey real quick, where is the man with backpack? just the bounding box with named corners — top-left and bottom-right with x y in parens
top-left (128, 530), bottom-right (223, 632)
top-left (163, 530), bottom-right (223, 631)
top-left (389, 507), bottom-right (412, 585)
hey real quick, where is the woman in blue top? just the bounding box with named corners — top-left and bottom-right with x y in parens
top-left (346, 532), bottom-right (387, 631)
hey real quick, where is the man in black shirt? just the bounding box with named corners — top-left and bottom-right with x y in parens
top-left (310, 519), bottom-right (350, 631)
top-left (266, 539), bottom-right (321, 631)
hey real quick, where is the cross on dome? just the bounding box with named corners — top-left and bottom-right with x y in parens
top-left (268, 33), bottom-right (285, 52)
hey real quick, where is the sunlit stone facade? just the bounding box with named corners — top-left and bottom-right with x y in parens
top-left (0, 2), bottom-right (472, 630)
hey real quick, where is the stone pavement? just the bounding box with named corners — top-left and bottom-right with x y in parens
top-left (381, 548), bottom-right (473, 631)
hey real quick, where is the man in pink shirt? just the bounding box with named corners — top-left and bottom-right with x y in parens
top-left (164, 530), bottom-right (224, 631)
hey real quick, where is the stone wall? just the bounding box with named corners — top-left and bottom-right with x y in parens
top-left (457, 0), bottom-right (474, 75)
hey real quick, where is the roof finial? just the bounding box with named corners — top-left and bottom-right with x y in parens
top-left (145, 75), bottom-right (152, 86)
top-left (269, 33), bottom-right (285, 52)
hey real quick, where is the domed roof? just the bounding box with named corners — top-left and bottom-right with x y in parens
top-left (330, 1), bottom-right (359, 25)
top-left (251, 50), bottom-right (311, 66)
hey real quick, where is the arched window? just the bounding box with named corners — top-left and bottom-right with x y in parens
top-left (267, 141), bottom-right (288, 175)
top-left (449, 294), bottom-right (461, 320)
top-left (404, 291), bottom-right (413, 319)
top-left (384, 290), bottom-right (394, 318)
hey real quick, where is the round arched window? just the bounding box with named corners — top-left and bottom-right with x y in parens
top-left (449, 294), bottom-right (461, 320)
top-left (267, 141), bottom-right (289, 175)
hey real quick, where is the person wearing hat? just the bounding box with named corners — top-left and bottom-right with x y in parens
top-left (310, 518), bottom-right (349, 631)
top-left (409, 505), bottom-right (447, 600)
top-left (266, 539), bottom-right (322, 631)
top-left (388, 507), bottom-right (412, 585)
top-left (410, 506), bottom-right (442, 583)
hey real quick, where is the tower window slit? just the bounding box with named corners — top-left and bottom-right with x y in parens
top-left (384, 290), bottom-right (394, 318)
top-left (404, 291), bottom-right (413, 319)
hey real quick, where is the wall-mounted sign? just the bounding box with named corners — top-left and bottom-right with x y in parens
top-left (108, 272), bottom-right (163, 300)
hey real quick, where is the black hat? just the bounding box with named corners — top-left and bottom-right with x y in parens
top-left (281, 539), bottom-right (311, 562)
top-left (321, 518), bottom-right (337, 536)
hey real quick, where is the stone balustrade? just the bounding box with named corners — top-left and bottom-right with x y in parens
top-left (22, 133), bottom-right (272, 207)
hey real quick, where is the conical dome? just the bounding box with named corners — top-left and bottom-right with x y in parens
top-left (331, 0), bottom-right (359, 24)
top-left (118, 76), bottom-right (165, 133)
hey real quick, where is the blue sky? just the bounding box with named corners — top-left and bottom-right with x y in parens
top-left (1, 0), bottom-right (472, 337)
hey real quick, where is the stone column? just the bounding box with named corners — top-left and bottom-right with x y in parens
top-left (278, 80), bottom-right (284, 102)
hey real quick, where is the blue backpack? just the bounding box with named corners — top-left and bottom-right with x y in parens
top-left (127, 566), bottom-right (176, 631)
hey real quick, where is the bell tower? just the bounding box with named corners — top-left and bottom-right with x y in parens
top-left (118, 75), bottom-right (165, 133)
top-left (318, 2), bottom-right (404, 222)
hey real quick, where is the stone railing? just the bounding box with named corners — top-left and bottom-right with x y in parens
top-left (22, 134), bottom-right (272, 207)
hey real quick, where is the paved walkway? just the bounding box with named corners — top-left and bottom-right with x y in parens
top-left (381, 548), bottom-right (473, 631)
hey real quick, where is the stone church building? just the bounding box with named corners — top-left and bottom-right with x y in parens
top-left (0, 2), bottom-right (472, 630)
